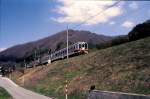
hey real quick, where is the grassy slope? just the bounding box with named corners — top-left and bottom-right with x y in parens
top-left (0, 87), bottom-right (12, 99)
top-left (13, 37), bottom-right (150, 99)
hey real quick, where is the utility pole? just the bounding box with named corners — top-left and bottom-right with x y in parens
top-left (67, 25), bottom-right (69, 59)
top-left (34, 50), bottom-right (36, 68)
top-left (66, 25), bottom-right (69, 99)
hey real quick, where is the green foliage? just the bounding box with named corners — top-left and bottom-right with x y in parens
top-left (128, 20), bottom-right (150, 41)
top-left (95, 35), bottom-right (129, 50)
top-left (32, 87), bottom-right (85, 99)
top-left (111, 35), bottom-right (129, 46)
top-left (55, 41), bottom-right (73, 51)
top-left (56, 42), bottom-right (66, 51)
top-left (95, 42), bottom-right (110, 49)
top-left (0, 87), bottom-right (11, 99)
top-left (88, 42), bottom-right (96, 49)
top-left (64, 71), bottom-right (82, 79)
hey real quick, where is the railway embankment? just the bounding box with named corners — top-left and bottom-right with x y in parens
top-left (12, 37), bottom-right (150, 99)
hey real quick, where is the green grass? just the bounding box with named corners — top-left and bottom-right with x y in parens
top-left (0, 87), bottom-right (12, 99)
top-left (15, 37), bottom-right (150, 98)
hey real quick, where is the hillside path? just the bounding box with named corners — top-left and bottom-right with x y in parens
top-left (0, 76), bottom-right (52, 99)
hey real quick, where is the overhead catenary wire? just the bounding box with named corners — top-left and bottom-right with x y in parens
top-left (71, 0), bottom-right (121, 29)
top-left (90, 6), bottom-right (147, 35)
top-left (66, 0), bottom-right (121, 50)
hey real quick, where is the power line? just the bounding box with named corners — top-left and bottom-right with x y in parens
top-left (71, 0), bottom-right (121, 29)
top-left (90, 4), bottom-right (146, 35)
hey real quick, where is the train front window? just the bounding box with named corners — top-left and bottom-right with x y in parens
top-left (85, 43), bottom-right (87, 49)
top-left (79, 44), bottom-right (81, 48)
top-left (82, 44), bottom-right (84, 47)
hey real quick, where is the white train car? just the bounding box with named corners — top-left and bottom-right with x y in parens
top-left (39, 42), bottom-right (88, 64)
top-left (40, 55), bottom-right (51, 65)
top-left (51, 42), bottom-right (88, 61)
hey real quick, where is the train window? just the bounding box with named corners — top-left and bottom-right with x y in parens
top-left (82, 44), bottom-right (84, 47)
top-left (85, 43), bottom-right (87, 49)
top-left (79, 44), bottom-right (81, 48)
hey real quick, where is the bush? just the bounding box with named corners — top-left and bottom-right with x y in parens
top-left (111, 35), bottom-right (129, 46)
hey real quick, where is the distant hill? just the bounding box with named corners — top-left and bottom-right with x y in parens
top-left (0, 29), bottom-right (112, 62)
top-left (13, 37), bottom-right (150, 98)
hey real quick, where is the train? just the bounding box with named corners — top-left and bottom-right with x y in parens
top-left (0, 42), bottom-right (88, 76)
top-left (27, 42), bottom-right (88, 66)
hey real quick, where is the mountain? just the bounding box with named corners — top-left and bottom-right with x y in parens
top-left (0, 29), bottom-right (112, 62)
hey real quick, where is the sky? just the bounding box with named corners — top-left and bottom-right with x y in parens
top-left (0, 0), bottom-right (150, 51)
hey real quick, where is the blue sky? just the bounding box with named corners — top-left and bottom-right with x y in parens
top-left (0, 0), bottom-right (150, 51)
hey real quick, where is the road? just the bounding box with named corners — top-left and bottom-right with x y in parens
top-left (0, 76), bottom-right (52, 99)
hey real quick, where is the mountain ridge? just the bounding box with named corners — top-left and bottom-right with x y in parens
top-left (0, 29), bottom-right (112, 62)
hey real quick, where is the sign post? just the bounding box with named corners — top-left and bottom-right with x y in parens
top-left (65, 80), bottom-right (68, 99)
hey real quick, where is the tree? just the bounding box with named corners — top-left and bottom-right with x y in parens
top-left (55, 42), bottom-right (66, 51)
top-left (128, 20), bottom-right (150, 41)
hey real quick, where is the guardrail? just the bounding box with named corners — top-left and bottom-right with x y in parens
top-left (87, 90), bottom-right (150, 99)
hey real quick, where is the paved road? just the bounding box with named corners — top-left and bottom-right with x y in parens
top-left (0, 76), bottom-right (52, 99)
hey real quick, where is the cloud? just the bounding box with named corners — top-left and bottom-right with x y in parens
top-left (129, 2), bottom-right (138, 10)
top-left (122, 21), bottom-right (135, 28)
top-left (109, 21), bottom-right (116, 25)
top-left (0, 48), bottom-right (7, 52)
top-left (52, 0), bottom-right (123, 25)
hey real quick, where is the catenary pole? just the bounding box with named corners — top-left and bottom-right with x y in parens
top-left (67, 25), bottom-right (69, 59)
top-left (66, 25), bottom-right (69, 99)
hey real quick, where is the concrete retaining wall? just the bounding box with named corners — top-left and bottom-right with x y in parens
top-left (87, 90), bottom-right (150, 99)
